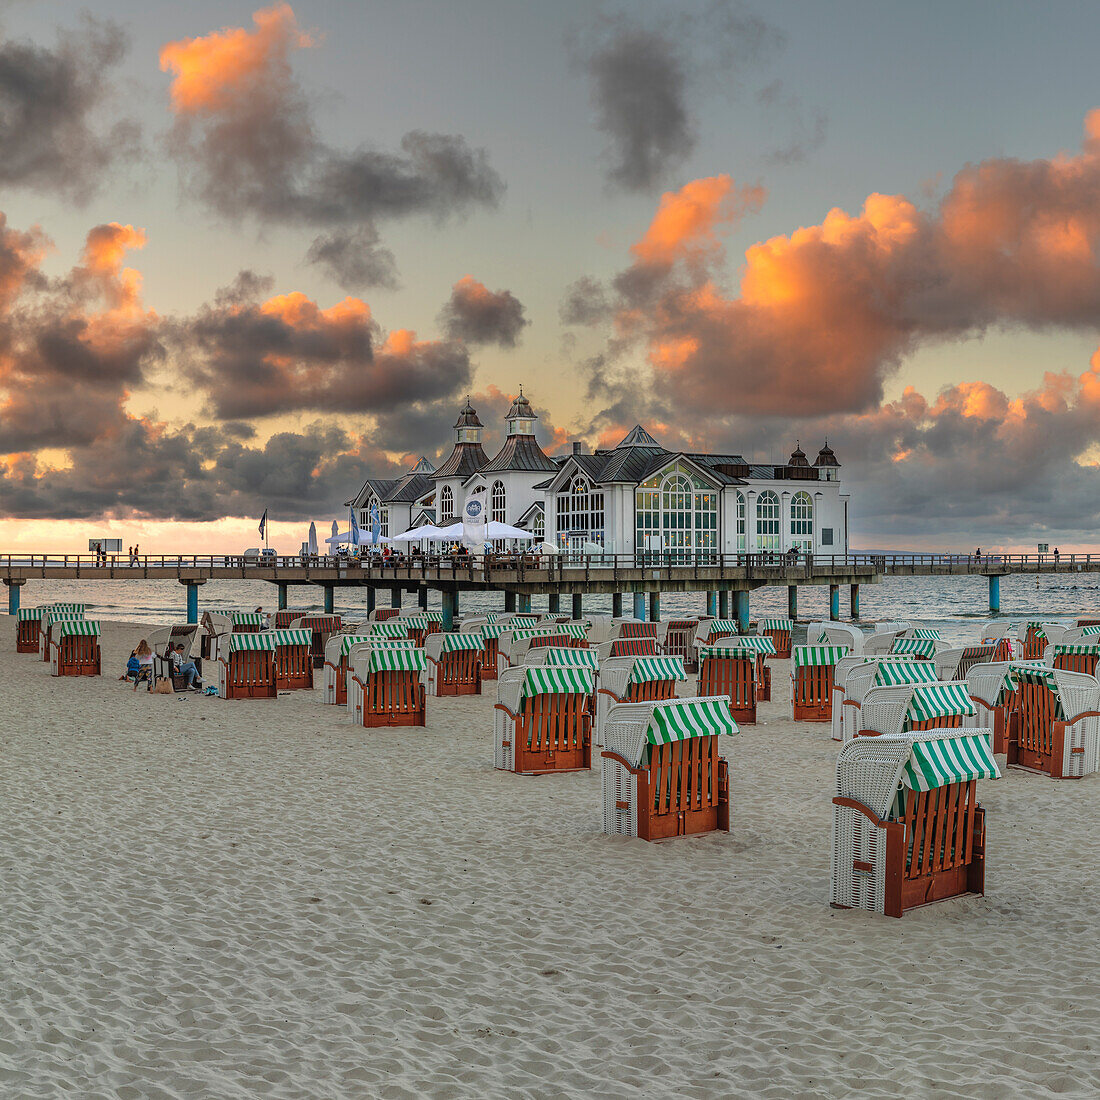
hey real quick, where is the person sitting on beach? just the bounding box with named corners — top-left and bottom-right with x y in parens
top-left (123, 650), bottom-right (141, 684)
top-left (171, 643), bottom-right (203, 690)
top-left (133, 639), bottom-right (154, 690)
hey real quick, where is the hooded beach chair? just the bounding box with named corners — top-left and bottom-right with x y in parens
top-left (230, 611), bottom-right (265, 634)
top-left (840, 660), bottom-right (937, 742)
top-left (367, 607), bottom-right (402, 622)
top-left (692, 618), bottom-right (739, 652)
top-left (584, 615), bottom-right (615, 646)
top-left (15, 607), bottom-right (47, 653)
top-left (831, 728), bottom-right (999, 918)
top-left (1047, 642), bottom-right (1100, 676)
top-left (497, 626), bottom-right (582, 677)
top-left (857, 681), bottom-right (976, 742)
top-left (199, 611), bottom-right (233, 660)
top-left (476, 622), bottom-right (512, 681)
top-left (890, 636), bottom-right (936, 661)
top-left (662, 617), bottom-right (702, 666)
top-left (964, 662), bottom-right (1019, 755)
top-left (862, 631), bottom-right (902, 656)
top-left (347, 643), bottom-right (426, 727)
top-left (697, 638), bottom-right (776, 723)
top-left (791, 645), bottom-right (848, 722)
top-left (290, 614), bottom-right (342, 667)
top-left (274, 610), bottom-right (301, 628)
top-left (823, 623), bottom-right (864, 655)
top-left (1006, 665), bottom-right (1100, 779)
top-left (935, 644), bottom-right (997, 681)
top-left (831, 655), bottom-right (874, 742)
top-left (1017, 622), bottom-right (1066, 661)
top-left (149, 623), bottom-right (200, 688)
top-left (596, 656), bottom-right (687, 747)
top-left (598, 636), bottom-right (661, 661)
top-left (216, 633), bottom-right (277, 700)
top-left (49, 619), bottom-right (101, 677)
top-left (613, 620), bottom-right (670, 648)
top-left (425, 631), bottom-right (484, 696)
top-left (322, 634), bottom-right (374, 704)
top-left (601, 697), bottom-right (737, 841)
top-left (760, 617), bottom-right (792, 659)
top-left (268, 629), bottom-right (314, 690)
top-left (40, 611), bottom-right (84, 661)
top-left (493, 665), bottom-right (593, 775)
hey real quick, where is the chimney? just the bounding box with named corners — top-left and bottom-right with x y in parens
top-left (572, 441), bottom-right (583, 455)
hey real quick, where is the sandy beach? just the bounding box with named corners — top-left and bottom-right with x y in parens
top-left (3, 617), bottom-right (1099, 1099)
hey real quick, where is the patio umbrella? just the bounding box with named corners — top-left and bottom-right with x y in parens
top-left (486, 522), bottom-right (536, 540)
top-left (392, 524), bottom-right (454, 541)
top-left (307, 522), bottom-right (318, 556)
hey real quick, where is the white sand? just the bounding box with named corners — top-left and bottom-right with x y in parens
top-left (3, 616), bottom-right (1099, 1098)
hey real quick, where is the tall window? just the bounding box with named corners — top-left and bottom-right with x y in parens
top-left (735, 491), bottom-right (746, 551)
top-left (491, 480), bottom-right (506, 524)
top-left (531, 510), bottom-right (545, 541)
top-left (556, 476), bottom-right (605, 548)
top-left (360, 495), bottom-right (388, 537)
top-left (440, 486), bottom-right (454, 522)
top-left (756, 490), bottom-right (780, 550)
top-left (635, 463), bottom-right (718, 559)
top-left (790, 491), bottom-right (813, 551)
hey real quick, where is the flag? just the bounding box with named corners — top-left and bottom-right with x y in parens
top-left (349, 507), bottom-right (361, 546)
top-left (369, 503), bottom-right (381, 546)
top-left (259, 509), bottom-right (268, 539)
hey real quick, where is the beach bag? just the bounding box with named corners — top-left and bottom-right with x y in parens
top-left (153, 678), bottom-right (174, 695)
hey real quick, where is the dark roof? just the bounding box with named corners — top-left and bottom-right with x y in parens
top-left (815, 441), bottom-right (840, 467)
top-left (384, 472), bottom-right (435, 503)
top-left (409, 456), bottom-right (435, 473)
top-left (454, 397), bottom-right (483, 429)
top-left (615, 425), bottom-right (661, 448)
top-left (505, 390), bottom-right (536, 420)
top-left (788, 442), bottom-right (810, 468)
top-left (344, 477), bottom-right (399, 507)
top-left (432, 442), bottom-right (489, 479)
top-left (481, 433), bottom-right (558, 473)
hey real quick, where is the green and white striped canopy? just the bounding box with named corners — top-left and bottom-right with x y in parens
top-left (554, 622), bottom-right (589, 639)
top-left (402, 615), bottom-right (431, 631)
top-left (47, 612), bottom-right (84, 626)
top-left (698, 644), bottom-right (757, 662)
top-left (369, 639), bottom-right (418, 651)
top-left (479, 623), bottom-right (511, 639)
top-left (1080, 624), bottom-right (1100, 637)
top-left (703, 620), bottom-right (740, 636)
top-left (483, 612), bottom-right (501, 624)
top-left (368, 647), bottom-right (426, 674)
top-left (56, 619), bottom-right (100, 637)
top-left (1052, 643), bottom-right (1100, 656)
top-left (761, 618), bottom-right (792, 631)
top-left (421, 610), bottom-right (445, 623)
top-left (50, 603), bottom-right (85, 614)
top-left (546, 647), bottom-right (600, 669)
top-left (370, 621), bottom-right (409, 637)
top-left (1011, 663), bottom-right (1063, 718)
top-left (18, 607), bottom-right (44, 621)
top-left (511, 615), bottom-right (539, 628)
top-left (229, 633), bottom-right (276, 652)
top-left (645, 697), bottom-right (739, 746)
top-left (905, 683), bottom-right (976, 723)
top-left (231, 612), bottom-right (266, 626)
top-left (793, 645), bottom-right (848, 669)
top-left (891, 637), bottom-right (936, 658)
top-left (715, 635), bottom-right (776, 655)
top-left (510, 627), bottom-right (558, 641)
top-left (874, 660), bottom-right (937, 687)
top-left (520, 666), bottom-right (594, 698)
top-left (901, 734), bottom-right (1000, 792)
top-left (440, 632), bottom-right (483, 652)
top-left (629, 656), bottom-right (687, 684)
top-left (269, 629), bottom-right (312, 647)
top-left (911, 627), bottom-right (941, 640)
top-left (339, 634), bottom-right (374, 656)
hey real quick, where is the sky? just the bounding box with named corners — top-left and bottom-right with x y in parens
top-left (4, 0), bottom-right (1100, 552)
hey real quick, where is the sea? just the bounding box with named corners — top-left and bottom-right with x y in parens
top-left (12, 572), bottom-right (1100, 647)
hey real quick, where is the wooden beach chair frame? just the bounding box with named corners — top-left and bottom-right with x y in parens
top-left (595, 657), bottom-right (685, 747)
top-left (425, 632), bottom-right (483, 697)
top-left (217, 635), bottom-right (277, 700)
top-left (792, 646), bottom-right (848, 722)
top-left (347, 645), bottom-right (426, 727)
top-left (493, 666), bottom-right (592, 775)
top-left (1006, 666), bottom-right (1100, 779)
top-left (290, 614), bottom-right (342, 668)
top-left (761, 618), bottom-right (793, 660)
top-left (49, 621), bottom-right (101, 677)
top-left (270, 629), bottom-right (314, 690)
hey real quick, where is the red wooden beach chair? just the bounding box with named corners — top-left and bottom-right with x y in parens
top-left (792, 645), bottom-right (847, 722)
top-left (291, 614), bottom-right (342, 668)
top-left (322, 634), bottom-right (374, 705)
top-left (1050, 644), bottom-right (1100, 676)
top-left (607, 637), bottom-right (660, 658)
top-left (16, 607), bottom-right (43, 653)
top-left (425, 632), bottom-right (483, 696)
top-left (595, 656), bottom-right (686, 746)
top-left (1006, 666), bottom-right (1100, 778)
top-left (271, 629), bottom-right (314, 690)
top-left (217, 634), bottom-right (277, 700)
top-left (274, 610), bottom-right (300, 628)
top-left (761, 618), bottom-right (793, 659)
top-left (494, 666), bottom-right (593, 775)
top-left (663, 618), bottom-right (701, 668)
top-left (697, 646), bottom-right (759, 724)
top-left (349, 646), bottom-right (426, 727)
top-left (49, 620), bottom-right (101, 677)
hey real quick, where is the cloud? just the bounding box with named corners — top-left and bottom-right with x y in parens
top-left (160, 4), bottom-right (504, 278)
top-left (572, 3), bottom-right (782, 192)
top-left (305, 226), bottom-right (399, 291)
top-left (0, 16), bottom-right (141, 201)
top-left (438, 276), bottom-right (528, 347)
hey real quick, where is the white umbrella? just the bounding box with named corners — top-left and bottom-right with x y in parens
top-left (487, 521), bottom-right (536, 540)
top-left (535, 542), bottom-right (559, 554)
top-left (307, 522), bottom-right (318, 556)
top-left (328, 529), bottom-right (391, 546)
top-left (393, 524), bottom-right (454, 542)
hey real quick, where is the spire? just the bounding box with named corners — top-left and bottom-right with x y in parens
top-left (505, 387), bottom-right (537, 434)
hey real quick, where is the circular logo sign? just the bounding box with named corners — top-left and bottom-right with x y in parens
top-left (466, 500), bottom-right (483, 518)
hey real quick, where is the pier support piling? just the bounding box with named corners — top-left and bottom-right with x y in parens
top-left (390, 586), bottom-right (402, 610)
top-left (182, 580), bottom-right (203, 624)
top-left (572, 593), bottom-right (583, 620)
top-left (850, 584), bottom-right (860, 620)
top-left (988, 574), bottom-right (1001, 614)
top-left (829, 584), bottom-right (840, 621)
top-left (548, 593), bottom-right (560, 614)
top-left (442, 589), bottom-right (458, 631)
top-left (5, 579), bottom-right (24, 615)
top-left (718, 590), bottom-right (729, 619)
top-left (323, 585), bottom-right (335, 615)
top-left (633, 591), bottom-right (647, 621)
top-left (787, 585), bottom-right (798, 620)
top-left (505, 591), bottom-right (516, 613)
top-left (418, 587), bottom-right (429, 610)
top-left (648, 591), bottom-right (661, 622)
top-left (365, 587), bottom-right (376, 616)
top-left (612, 592), bottom-right (623, 618)
top-left (277, 582), bottom-right (288, 611)
top-left (518, 593), bottom-right (531, 614)
top-left (734, 590), bottom-right (749, 633)
top-left (706, 590), bottom-right (717, 617)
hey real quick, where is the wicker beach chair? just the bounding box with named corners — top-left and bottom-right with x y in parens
top-left (1006, 665), bottom-right (1100, 779)
top-left (584, 614), bottom-right (615, 646)
top-left (15, 606), bottom-right (46, 653)
top-left (601, 697), bottom-right (736, 841)
top-left (890, 636), bottom-right (937, 660)
top-left (290, 614), bottom-right (342, 668)
top-left (857, 681), bottom-right (976, 741)
top-left (662, 617), bottom-right (702, 666)
top-left (216, 634), bottom-right (277, 700)
top-left (791, 645), bottom-right (848, 722)
top-left (425, 631), bottom-right (483, 696)
top-left (1046, 642), bottom-right (1100, 676)
top-left (831, 728), bottom-right (999, 918)
top-left (862, 631), bottom-right (902, 656)
top-left (347, 643), bottom-right (426, 727)
top-left (322, 634), bottom-right (373, 704)
top-left (367, 607), bottom-right (402, 622)
top-left (597, 636), bottom-right (661, 661)
top-left (692, 618), bottom-right (739, 653)
top-left (1017, 622), bottom-right (1065, 661)
top-left (841, 659), bottom-right (937, 742)
top-left (149, 623), bottom-right (200, 688)
top-left (760, 617), bottom-right (792, 659)
top-left (493, 665), bottom-right (593, 775)
top-left (964, 661), bottom-right (1018, 755)
top-left (596, 656), bottom-right (687, 747)
top-left (614, 620), bottom-right (670, 648)
top-left (49, 619), bottom-right (101, 677)
top-left (935, 644), bottom-right (997, 681)
top-left (268, 629), bottom-right (314, 690)
top-left (823, 623), bottom-right (864, 655)
top-left (40, 610), bottom-right (84, 661)
top-left (697, 638), bottom-right (776, 723)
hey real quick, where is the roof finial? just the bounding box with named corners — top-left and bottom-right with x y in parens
top-left (796, 438), bottom-right (800, 450)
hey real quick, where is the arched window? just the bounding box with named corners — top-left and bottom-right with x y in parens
top-left (735, 491), bottom-right (746, 551)
top-left (634, 464), bottom-right (718, 560)
top-left (491, 480), bottom-right (506, 524)
top-left (360, 495), bottom-right (388, 538)
top-left (531, 510), bottom-right (545, 541)
top-left (756, 490), bottom-right (780, 550)
top-left (440, 486), bottom-right (454, 522)
top-left (790, 491), bottom-right (813, 551)
top-left (556, 475), bottom-right (605, 550)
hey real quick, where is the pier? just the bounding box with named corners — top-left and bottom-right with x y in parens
top-left (3, 551), bottom-right (1093, 627)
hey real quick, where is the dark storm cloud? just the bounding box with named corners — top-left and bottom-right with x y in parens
top-left (559, 276), bottom-right (611, 326)
top-left (0, 16), bottom-right (141, 201)
top-left (438, 276), bottom-right (528, 348)
top-left (306, 226), bottom-right (399, 292)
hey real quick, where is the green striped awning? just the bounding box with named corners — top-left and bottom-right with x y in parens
top-left (402, 615), bottom-right (431, 631)
top-left (793, 645), bottom-right (848, 669)
top-left (911, 627), bottom-right (941, 640)
top-left (483, 612), bottom-right (501, 624)
top-left (761, 618), bottom-right (792, 631)
top-left (718, 635), bottom-right (776, 655)
top-left (231, 612), bottom-right (266, 626)
top-left (645, 698), bottom-right (739, 746)
top-left (629, 657), bottom-right (687, 684)
top-left (901, 734), bottom-right (1001, 792)
top-left (18, 607), bottom-right (44, 621)
top-left (269, 629), bottom-right (312, 647)
top-left (229, 633), bottom-right (276, 652)
top-left (874, 661), bottom-right (938, 687)
top-left (480, 623), bottom-right (511, 639)
top-left (511, 615), bottom-right (539, 628)
top-left (1080, 624), bottom-right (1100, 637)
top-left (370, 621), bottom-right (409, 637)
top-left (545, 647), bottom-right (600, 669)
top-left (47, 613), bottom-right (84, 626)
top-left (1052, 643), bottom-right (1100, 656)
top-left (422, 610), bottom-right (445, 623)
top-left (1011, 664), bottom-right (1064, 718)
top-left (554, 623), bottom-right (589, 639)
top-left (703, 620), bottom-right (740, 636)
top-left (368, 647), bottom-right (426, 674)
top-left (50, 603), bottom-right (86, 614)
top-left (891, 637), bottom-right (936, 658)
top-left (441, 632), bottom-right (483, 652)
top-left (56, 619), bottom-right (100, 637)
top-left (520, 666), bottom-right (594, 698)
top-left (339, 634), bottom-right (374, 656)
top-left (510, 627), bottom-right (558, 641)
top-left (905, 683), bottom-right (976, 724)
top-left (698, 644), bottom-right (758, 662)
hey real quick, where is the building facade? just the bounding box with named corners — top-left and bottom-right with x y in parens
top-left (347, 397), bottom-right (850, 557)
